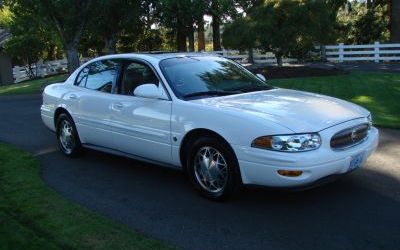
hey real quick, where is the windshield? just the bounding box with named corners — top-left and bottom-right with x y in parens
top-left (159, 56), bottom-right (272, 99)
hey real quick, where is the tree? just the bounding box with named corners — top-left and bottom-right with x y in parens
top-left (40, 0), bottom-right (94, 72)
top-left (391, 0), bottom-right (400, 42)
top-left (88, 0), bottom-right (143, 55)
top-left (159, 0), bottom-right (193, 51)
top-left (222, 17), bottom-right (257, 62)
top-left (192, 0), bottom-right (208, 51)
top-left (3, 5), bottom-right (46, 79)
top-left (208, 0), bottom-right (241, 51)
top-left (224, 0), bottom-right (338, 66)
top-left (336, 1), bottom-right (389, 44)
top-left (6, 0), bottom-right (94, 72)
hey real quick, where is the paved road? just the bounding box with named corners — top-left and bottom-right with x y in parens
top-left (1, 95), bottom-right (400, 250)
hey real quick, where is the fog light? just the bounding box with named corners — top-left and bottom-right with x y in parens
top-left (277, 170), bottom-right (303, 177)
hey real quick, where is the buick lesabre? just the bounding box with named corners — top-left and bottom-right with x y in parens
top-left (41, 53), bottom-right (379, 200)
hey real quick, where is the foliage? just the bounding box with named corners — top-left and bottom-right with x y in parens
top-left (0, 5), bottom-right (12, 27)
top-left (1, 0), bottom-right (395, 67)
top-left (336, 1), bottom-right (390, 44)
top-left (87, 0), bottom-right (144, 54)
top-left (3, 2), bottom-right (48, 79)
top-left (223, 0), bottom-right (338, 65)
top-left (222, 16), bottom-right (257, 62)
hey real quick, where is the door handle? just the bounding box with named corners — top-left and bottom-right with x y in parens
top-left (68, 94), bottom-right (77, 100)
top-left (112, 103), bottom-right (124, 110)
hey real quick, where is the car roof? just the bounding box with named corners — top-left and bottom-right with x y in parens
top-left (90, 52), bottom-right (223, 64)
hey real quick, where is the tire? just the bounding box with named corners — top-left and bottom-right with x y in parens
top-left (185, 137), bottom-right (242, 201)
top-left (56, 113), bottom-right (82, 157)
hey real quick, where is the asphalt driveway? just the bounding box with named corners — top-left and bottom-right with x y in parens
top-left (1, 94), bottom-right (400, 250)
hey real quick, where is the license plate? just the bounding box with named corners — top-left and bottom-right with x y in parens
top-left (348, 152), bottom-right (365, 172)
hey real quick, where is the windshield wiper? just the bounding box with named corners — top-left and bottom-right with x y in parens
top-left (183, 90), bottom-right (242, 99)
top-left (235, 85), bottom-right (272, 93)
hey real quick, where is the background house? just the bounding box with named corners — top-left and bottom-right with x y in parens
top-left (0, 28), bottom-right (13, 85)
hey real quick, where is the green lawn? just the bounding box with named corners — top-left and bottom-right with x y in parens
top-left (270, 71), bottom-right (400, 129)
top-left (0, 74), bottom-right (68, 96)
top-left (0, 143), bottom-right (173, 250)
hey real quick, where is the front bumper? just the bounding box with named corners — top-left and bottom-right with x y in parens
top-left (232, 121), bottom-right (379, 188)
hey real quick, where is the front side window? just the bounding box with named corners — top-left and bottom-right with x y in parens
top-left (120, 61), bottom-right (159, 96)
top-left (159, 56), bottom-right (271, 99)
top-left (75, 60), bottom-right (119, 93)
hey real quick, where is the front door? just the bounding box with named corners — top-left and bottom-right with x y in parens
top-left (110, 60), bottom-right (173, 164)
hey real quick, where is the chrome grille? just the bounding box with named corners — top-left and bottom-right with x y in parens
top-left (330, 124), bottom-right (370, 149)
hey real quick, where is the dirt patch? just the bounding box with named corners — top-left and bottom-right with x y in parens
top-left (248, 66), bottom-right (348, 80)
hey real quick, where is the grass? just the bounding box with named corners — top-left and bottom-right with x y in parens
top-left (0, 74), bottom-right (68, 96)
top-left (270, 71), bottom-right (400, 129)
top-left (0, 143), bottom-right (173, 250)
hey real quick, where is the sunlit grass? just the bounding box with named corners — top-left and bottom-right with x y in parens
top-left (270, 71), bottom-right (400, 129)
top-left (0, 74), bottom-right (68, 95)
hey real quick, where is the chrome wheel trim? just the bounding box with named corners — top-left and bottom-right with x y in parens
top-left (193, 146), bottom-right (229, 193)
top-left (58, 120), bottom-right (75, 154)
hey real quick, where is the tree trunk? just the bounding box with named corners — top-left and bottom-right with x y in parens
top-left (212, 15), bottom-right (222, 51)
top-left (275, 50), bottom-right (283, 67)
top-left (47, 44), bottom-right (56, 61)
top-left (104, 36), bottom-right (117, 55)
top-left (188, 25), bottom-right (195, 52)
top-left (197, 19), bottom-right (205, 52)
top-left (320, 45), bottom-right (327, 62)
top-left (66, 43), bottom-right (80, 73)
top-left (391, 0), bottom-right (400, 42)
top-left (248, 48), bottom-right (254, 64)
top-left (177, 17), bottom-right (187, 52)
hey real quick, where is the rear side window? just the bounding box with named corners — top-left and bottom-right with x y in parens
top-left (75, 60), bottom-right (120, 93)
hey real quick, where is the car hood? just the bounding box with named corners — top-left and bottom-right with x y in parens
top-left (191, 88), bottom-right (369, 133)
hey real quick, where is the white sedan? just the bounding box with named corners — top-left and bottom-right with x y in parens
top-left (41, 53), bottom-right (379, 200)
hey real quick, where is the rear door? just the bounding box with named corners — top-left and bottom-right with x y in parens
top-left (72, 59), bottom-right (121, 148)
top-left (109, 60), bottom-right (173, 164)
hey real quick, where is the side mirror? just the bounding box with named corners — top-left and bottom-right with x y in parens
top-left (256, 73), bottom-right (266, 82)
top-left (134, 83), bottom-right (168, 100)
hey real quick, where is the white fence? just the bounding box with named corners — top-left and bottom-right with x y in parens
top-left (12, 52), bottom-right (296, 83)
top-left (12, 42), bottom-right (400, 83)
top-left (13, 58), bottom-right (91, 83)
top-left (321, 42), bottom-right (400, 63)
top-left (212, 50), bottom-right (297, 64)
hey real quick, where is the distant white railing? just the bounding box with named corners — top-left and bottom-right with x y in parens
top-left (212, 50), bottom-right (297, 64)
top-left (318, 42), bottom-right (400, 63)
top-left (13, 58), bottom-right (91, 83)
top-left (12, 52), bottom-right (296, 83)
top-left (13, 42), bottom-right (400, 83)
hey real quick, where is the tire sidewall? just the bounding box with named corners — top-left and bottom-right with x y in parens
top-left (186, 137), bottom-right (242, 200)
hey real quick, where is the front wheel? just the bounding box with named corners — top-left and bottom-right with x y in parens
top-left (186, 137), bottom-right (242, 201)
top-left (56, 113), bottom-right (82, 157)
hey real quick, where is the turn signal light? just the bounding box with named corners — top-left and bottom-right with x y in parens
top-left (277, 170), bottom-right (303, 177)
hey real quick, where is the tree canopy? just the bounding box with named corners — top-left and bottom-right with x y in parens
top-left (0, 0), bottom-right (396, 72)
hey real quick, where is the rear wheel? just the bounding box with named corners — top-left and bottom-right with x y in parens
top-left (186, 137), bottom-right (242, 201)
top-left (56, 113), bottom-right (82, 157)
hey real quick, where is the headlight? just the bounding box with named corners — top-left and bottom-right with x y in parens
top-left (251, 133), bottom-right (321, 152)
top-left (367, 114), bottom-right (373, 128)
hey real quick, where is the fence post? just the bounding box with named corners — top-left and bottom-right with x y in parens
top-left (374, 41), bottom-right (380, 63)
top-left (338, 43), bottom-right (344, 63)
top-left (320, 45), bottom-right (327, 62)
